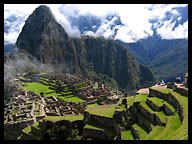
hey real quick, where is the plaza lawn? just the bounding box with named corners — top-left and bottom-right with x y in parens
top-left (22, 82), bottom-right (53, 96)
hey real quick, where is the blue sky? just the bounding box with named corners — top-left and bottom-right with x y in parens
top-left (4, 4), bottom-right (188, 44)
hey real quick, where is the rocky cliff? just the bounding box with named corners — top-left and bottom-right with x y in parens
top-left (5, 5), bottom-right (156, 91)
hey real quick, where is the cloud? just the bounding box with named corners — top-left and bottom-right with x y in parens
top-left (156, 20), bottom-right (188, 39)
top-left (4, 4), bottom-right (188, 45)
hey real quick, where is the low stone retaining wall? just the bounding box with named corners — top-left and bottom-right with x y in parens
top-left (131, 126), bottom-right (140, 140)
top-left (163, 104), bottom-right (174, 116)
top-left (149, 88), bottom-right (184, 123)
top-left (146, 98), bottom-right (162, 111)
top-left (36, 115), bottom-right (45, 121)
top-left (113, 110), bottom-right (123, 123)
top-left (174, 87), bottom-right (188, 97)
top-left (146, 98), bottom-right (174, 116)
top-left (4, 119), bottom-right (34, 131)
top-left (21, 131), bottom-right (37, 140)
top-left (136, 104), bottom-right (154, 123)
top-left (153, 113), bottom-right (166, 126)
top-left (136, 113), bottom-right (152, 132)
top-left (31, 125), bottom-right (41, 136)
top-left (83, 128), bottom-right (113, 140)
top-left (84, 112), bottom-right (115, 128)
top-left (46, 112), bottom-right (60, 116)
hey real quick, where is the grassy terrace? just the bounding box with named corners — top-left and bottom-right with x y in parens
top-left (22, 122), bottom-right (42, 140)
top-left (121, 129), bottom-right (134, 140)
top-left (148, 97), bottom-right (175, 112)
top-left (132, 123), bottom-right (148, 139)
top-left (85, 104), bottom-right (116, 118)
top-left (43, 115), bottom-right (84, 122)
top-left (143, 88), bottom-right (188, 140)
top-left (84, 123), bottom-right (116, 136)
top-left (22, 81), bottom-right (85, 102)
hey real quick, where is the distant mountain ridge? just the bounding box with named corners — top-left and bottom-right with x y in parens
top-left (4, 5), bottom-right (156, 92)
top-left (116, 36), bottom-right (188, 82)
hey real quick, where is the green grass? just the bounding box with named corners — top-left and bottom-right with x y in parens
top-left (43, 115), bottom-right (84, 122)
top-left (143, 89), bottom-right (188, 140)
top-left (87, 103), bottom-right (100, 107)
top-left (57, 95), bottom-right (85, 102)
top-left (150, 88), bottom-right (172, 94)
top-left (85, 104), bottom-right (116, 118)
top-left (22, 82), bottom-right (85, 102)
top-left (132, 123), bottom-right (148, 139)
top-left (148, 97), bottom-right (175, 112)
top-left (155, 111), bottom-right (167, 123)
top-left (22, 82), bottom-right (53, 96)
top-left (75, 85), bottom-right (90, 90)
top-left (84, 123), bottom-right (116, 136)
top-left (121, 129), bottom-right (134, 140)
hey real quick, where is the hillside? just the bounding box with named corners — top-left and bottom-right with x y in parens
top-left (8, 76), bottom-right (187, 140)
top-left (4, 5), bottom-right (156, 92)
top-left (116, 36), bottom-right (188, 82)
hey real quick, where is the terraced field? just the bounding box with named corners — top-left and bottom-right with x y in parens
top-left (126, 88), bottom-right (188, 140)
top-left (16, 74), bottom-right (188, 140)
top-left (20, 75), bottom-right (86, 102)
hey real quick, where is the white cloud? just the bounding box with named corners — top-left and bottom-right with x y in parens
top-left (4, 4), bottom-right (188, 45)
top-left (156, 20), bottom-right (188, 39)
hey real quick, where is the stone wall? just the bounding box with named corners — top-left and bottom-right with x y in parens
top-left (146, 98), bottom-right (162, 111)
top-left (153, 113), bottom-right (166, 126)
top-left (131, 126), bottom-right (140, 140)
top-left (113, 110), bottom-right (123, 123)
top-left (21, 131), bottom-right (37, 140)
top-left (136, 113), bottom-right (152, 132)
top-left (84, 112), bottom-right (115, 128)
top-left (136, 104), bottom-right (155, 123)
top-left (163, 104), bottom-right (174, 116)
top-left (174, 87), bottom-right (188, 97)
top-left (149, 88), bottom-right (184, 123)
top-left (36, 115), bottom-right (45, 121)
top-left (83, 128), bottom-right (113, 140)
top-left (46, 112), bottom-right (60, 116)
top-left (31, 125), bottom-right (41, 136)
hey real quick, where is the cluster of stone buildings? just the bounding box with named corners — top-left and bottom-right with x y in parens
top-left (4, 72), bottom-right (121, 139)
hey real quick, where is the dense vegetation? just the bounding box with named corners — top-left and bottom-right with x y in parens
top-left (116, 36), bottom-right (188, 82)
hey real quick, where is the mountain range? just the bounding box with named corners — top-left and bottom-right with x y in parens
top-left (4, 5), bottom-right (188, 83)
top-left (4, 5), bottom-right (156, 93)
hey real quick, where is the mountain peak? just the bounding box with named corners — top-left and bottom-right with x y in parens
top-left (33, 5), bottom-right (53, 18)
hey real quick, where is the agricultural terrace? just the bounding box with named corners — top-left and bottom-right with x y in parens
top-left (21, 74), bottom-right (86, 103)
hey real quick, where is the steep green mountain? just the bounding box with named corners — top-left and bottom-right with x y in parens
top-left (116, 36), bottom-right (188, 82)
top-left (4, 5), bottom-right (156, 92)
